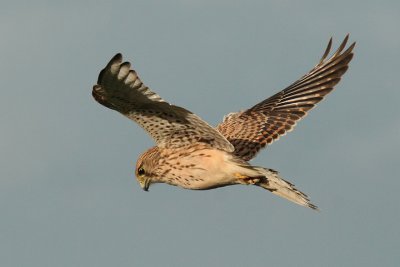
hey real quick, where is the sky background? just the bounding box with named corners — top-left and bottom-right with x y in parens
top-left (1, 1), bottom-right (399, 266)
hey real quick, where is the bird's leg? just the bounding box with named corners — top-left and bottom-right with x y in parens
top-left (234, 173), bottom-right (261, 185)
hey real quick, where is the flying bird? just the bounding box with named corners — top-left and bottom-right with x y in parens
top-left (93, 35), bottom-right (355, 210)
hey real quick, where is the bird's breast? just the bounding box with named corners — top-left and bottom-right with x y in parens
top-left (157, 147), bottom-right (239, 190)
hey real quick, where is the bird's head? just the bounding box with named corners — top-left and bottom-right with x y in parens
top-left (135, 146), bottom-right (160, 191)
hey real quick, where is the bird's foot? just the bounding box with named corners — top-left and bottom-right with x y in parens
top-left (234, 173), bottom-right (261, 185)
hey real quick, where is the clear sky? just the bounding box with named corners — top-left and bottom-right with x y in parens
top-left (1, 1), bottom-right (399, 266)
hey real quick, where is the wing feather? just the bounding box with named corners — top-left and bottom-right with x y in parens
top-left (217, 36), bottom-right (355, 161)
top-left (93, 54), bottom-right (234, 152)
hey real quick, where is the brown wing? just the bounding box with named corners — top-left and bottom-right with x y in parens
top-left (93, 54), bottom-right (234, 152)
top-left (217, 35), bottom-right (355, 161)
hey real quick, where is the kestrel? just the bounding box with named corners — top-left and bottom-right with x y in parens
top-left (93, 35), bottom-right (355, 210)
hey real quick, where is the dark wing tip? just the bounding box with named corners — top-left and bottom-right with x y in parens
top-left (321, 35), bottom-right (355, 65)
top-left (346, 41), bottom-right (357, 55)
top-left (111, 53), bottom-right (123, 64)
top-left (105, 53), bottom-right (123, 70)
top-left (97, 69), bottom-right (106, 84)
top-left (120, 61), bottom-right (130, 66)
top-left (333, 34), bottom-right (350, 57)
top-left (97, 53), bottom-right (123, 84)
top-left (320, 37), bottom-right (333, 63)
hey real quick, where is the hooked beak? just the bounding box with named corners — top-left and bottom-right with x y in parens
top-left (140, 178), bottom-right (150, 192)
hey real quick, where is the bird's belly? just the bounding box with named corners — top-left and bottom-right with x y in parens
top-left (161, 148), bottom-right (242, 190)
top-left (181, 170), bottom-right (236, 190)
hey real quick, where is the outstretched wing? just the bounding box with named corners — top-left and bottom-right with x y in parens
top-left (93, 54), bottom-right (234, 152)
top-left (217, 35), bottom-right (355, 161)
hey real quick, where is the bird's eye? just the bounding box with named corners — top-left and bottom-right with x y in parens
top-left (138, 167), bottom-right (145, 176)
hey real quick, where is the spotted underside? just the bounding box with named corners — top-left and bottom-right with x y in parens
top-left (93, 36), bottom-right (355, 210)
top-left (217, 35), bottom-right (355, 161)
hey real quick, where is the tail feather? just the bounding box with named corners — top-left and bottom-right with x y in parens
top-left (253, 167), bottom-right (318, 210)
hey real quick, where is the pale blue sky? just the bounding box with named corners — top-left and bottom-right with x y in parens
top-left (1, 1), bottom-right (399, 266)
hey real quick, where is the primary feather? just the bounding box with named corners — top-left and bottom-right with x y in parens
top-left (93, 54), bottom-right (234, 152)
top-left (217, 35), bottom-right (355, 160)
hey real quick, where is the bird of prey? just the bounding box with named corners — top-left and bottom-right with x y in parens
top-left (93, 35), bottom-right (355, 210)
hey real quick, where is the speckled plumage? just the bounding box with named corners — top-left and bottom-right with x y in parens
top-left (93, 36), bottom-right (355, 210)
top-left (217, 36), bottom-right (355, 160)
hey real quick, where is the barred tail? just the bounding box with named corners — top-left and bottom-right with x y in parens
top-left (254, 167), bottom-right (318, 210)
